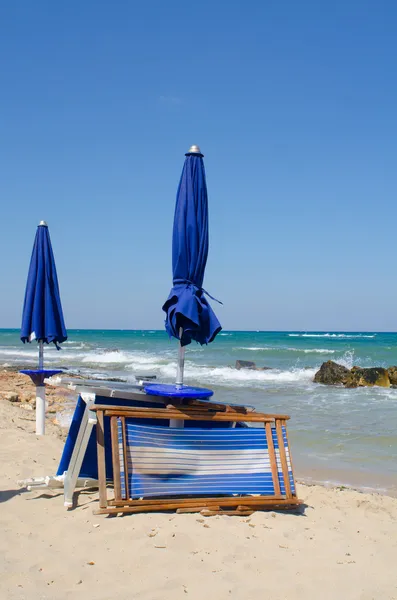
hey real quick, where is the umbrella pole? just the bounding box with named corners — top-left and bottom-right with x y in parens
top-left (36, 341), bottom-right (45, 435)
top-left (38, 340), bottom-right (44, 369)
top-left (175, 328), bottom-right (185, 388)
top-left (172, 328), bottom-right (185, 429)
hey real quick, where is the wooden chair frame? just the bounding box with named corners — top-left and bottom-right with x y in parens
top-left (92, 403), bottom-right (301, 516)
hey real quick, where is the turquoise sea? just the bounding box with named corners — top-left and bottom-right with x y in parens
top-left (1, 329), bottom-right (396, 495)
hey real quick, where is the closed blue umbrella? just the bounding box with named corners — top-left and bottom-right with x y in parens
top-left (162, 145), bottom-right (221, 388)
top-left (20, 221), bottom-right (67, 434)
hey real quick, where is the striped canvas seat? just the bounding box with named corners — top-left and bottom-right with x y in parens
top-left (118, 421), bottom-right (295, 500)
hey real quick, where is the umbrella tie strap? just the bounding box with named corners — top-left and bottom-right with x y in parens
top-left (173, 279), bottom-right (223, 305)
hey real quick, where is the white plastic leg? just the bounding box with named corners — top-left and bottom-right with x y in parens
top-left (63, 401), bottom-right (97, 508)
top-left (18, 474), bottom-right (98, 492)
top-left (18, 476), bottom-right (48, 489)
top-left (36, 386), bottom-right (46, 435)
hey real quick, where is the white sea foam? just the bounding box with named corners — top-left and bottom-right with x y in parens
top-left (152, 362), bottom-right (317, 388)
top-left (81, 350), bottom-right (159, 365)
top-left (236, 346), bottom-right (335, 354)
top-left (234, 346), bottom-right (276, 351)
top-left (81, 350), bottom-right (130, 364)
top-left (288, 333), bottom-right (376, 339)
top-left (301, 348), bottom-right (335, 354)
top-left (0, 348), bottom-right (38, 358)
top-left (63, 341), bottom-right (91, 349)
top-left (337, 350), bottom-right (357, 369)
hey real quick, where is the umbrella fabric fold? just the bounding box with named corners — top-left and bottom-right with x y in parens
top-left (162, 151), bottom-right (221, 347)
top-left (21, 223), bottom-right (67, 347)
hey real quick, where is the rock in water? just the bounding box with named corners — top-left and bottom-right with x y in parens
top-left (387, 366), bottom-right (397, 386)
top-left (344, 367), bottom-right (390, 388)
top-left (313, 361), bottom-right (350, 385)
top-left (236, 360), bottom-right (257, 370)
top-left (235, 360), bottom-right (272, 371)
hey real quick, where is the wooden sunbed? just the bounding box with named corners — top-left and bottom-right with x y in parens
top-left (92, 403), bottom-right (301, 516)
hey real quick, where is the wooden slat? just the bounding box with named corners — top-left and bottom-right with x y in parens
top-left (282, 418), bottom-right (297, 495)
top-left (110, 416), bottom-right (121, 501)
top-left (276, 419), bottom-right (292, 499)
top-left (184, 399), bottom-right (252, 413)
top-left (94, 496), bottom-right (301, 516)
top-left (176, 506), bottom-right (220, 514)
top-left (175, 506), bottom-right (254, 516)
top-left (100, 411), bottom-right (269, 422)
top-left (107, 495), bottom-right (293, 508)
top-left (92, 405), bottom-right (289, 423)
top-left (121, 416), bottom-right (130, 500)
top-left (265, 421), bottom-right (281, 497)
top-left (92, 404), bottom-right (290, 421)
top-left (96, 409), bottom-right (107, 509)
top-left (200, 509), bottom-right (253, 517)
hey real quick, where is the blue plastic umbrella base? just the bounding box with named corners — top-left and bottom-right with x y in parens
top-left (20, 369), bottom-right (63, 387)
top-left (143, 383), bottom-right (213, 399)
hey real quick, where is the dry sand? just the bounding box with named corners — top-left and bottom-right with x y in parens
top-left (0, 375), bottom-right (397, 600)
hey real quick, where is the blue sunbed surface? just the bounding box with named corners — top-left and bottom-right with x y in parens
top-left (118, 421), bottom-right (296, 499)
top-left (57, 393), bottom-right (242, 480)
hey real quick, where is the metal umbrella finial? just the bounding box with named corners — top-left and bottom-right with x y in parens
top-left (187, 145), bottom-right (202, 154)
top-left (39, 221), bottom-right (48, 227)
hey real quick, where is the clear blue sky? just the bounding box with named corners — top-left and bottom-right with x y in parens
top-left (1, 1), bottom-right (396, 331)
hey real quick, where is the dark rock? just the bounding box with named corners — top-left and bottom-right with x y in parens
top-left (97, 377), bottom-right (127, 383)
top-left (344, 367), bottom-right (390, 388)
top-left (236, 360), bottom-right (257, 370)
top-left (387, 366), bottom-right (397, 386)
top-left (135, 374), bottom-right (157, 381)
top-left (235, 360), bottom-right (271, 371)
top-left (313, 361), bottom-right (350, 385)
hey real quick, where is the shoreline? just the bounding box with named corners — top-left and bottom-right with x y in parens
top-left (294, 463), bottom-right (397, 499)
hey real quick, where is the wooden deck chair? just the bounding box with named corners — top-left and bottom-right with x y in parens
top-left (93, 404), bottom-right (301, 516)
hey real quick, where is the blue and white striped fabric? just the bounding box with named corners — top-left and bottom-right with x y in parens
top-left (118, 421), bottom-right (295, 500)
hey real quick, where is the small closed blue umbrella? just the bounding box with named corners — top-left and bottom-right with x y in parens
top-left (20, 221), bottom-right (67, 434)
top-left (162, 145), bottom-right (222, 388)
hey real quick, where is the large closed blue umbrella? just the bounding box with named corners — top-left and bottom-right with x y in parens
top-left (162, 145), bottom-right (222, 388)
top-left (20, 221), bottom-right (67, 434)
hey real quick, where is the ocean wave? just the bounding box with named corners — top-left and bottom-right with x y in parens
top-left (82, 350), bottom-right (160, 365)
top-left (288, 333), bottom-right (376, 339)
top-left (63, 341), bottom-right (91, 349)
top-left (0, 347), bottom-right (61, 359)
top-left (149, 362), bottom-right (317, 388)
top-left (337, 350), bottom-right (357, 370)
top-left (236, 346), bottom-right (335, 354)
top-left (0, 348), bottom-right (38, 358)
top-left (234, 347), bottom-right (275, 351)
top-left (301, 348), bottom-right (335, 354)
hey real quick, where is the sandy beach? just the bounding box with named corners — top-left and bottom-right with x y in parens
top-left (0, 372), bottom-right (396, 600)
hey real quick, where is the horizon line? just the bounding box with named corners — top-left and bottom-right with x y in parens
top-left (0, 327), bottom-right (396, 334)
